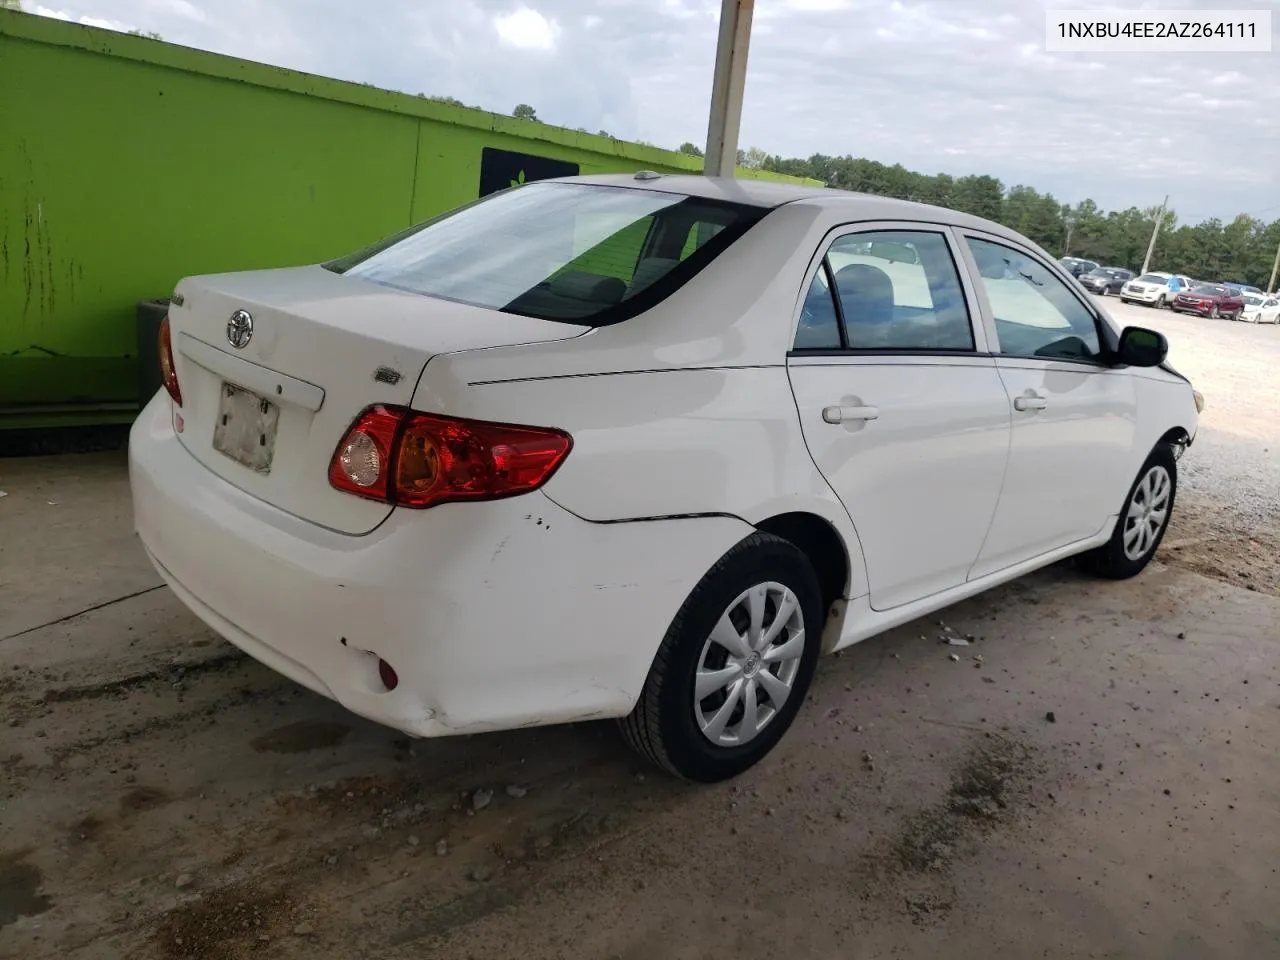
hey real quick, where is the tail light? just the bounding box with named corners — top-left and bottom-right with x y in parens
top-left (159, 314), bottom-right (182, 406)
top-left (329, 405), bottom-right (572, 509)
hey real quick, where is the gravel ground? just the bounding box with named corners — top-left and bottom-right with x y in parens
top-left (1, 298), bottom-right (1278, 960)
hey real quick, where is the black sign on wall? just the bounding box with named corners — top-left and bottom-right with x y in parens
top-left (478, 147), bottom-right (580, 198)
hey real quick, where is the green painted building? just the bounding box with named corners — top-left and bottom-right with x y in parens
top-left (0, 10), bottom-right (818, 428)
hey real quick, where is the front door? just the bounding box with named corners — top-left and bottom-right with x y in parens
top-left (959, 232), bottom-right (1138, 579)
top-left (787, 225), bottom-right (1011, 611)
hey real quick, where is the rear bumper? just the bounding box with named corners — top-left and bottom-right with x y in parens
top-left (129, 393), bottom-right (753, 737)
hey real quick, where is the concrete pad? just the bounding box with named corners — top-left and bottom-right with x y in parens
top-left (1, 449), bottom-right (1278, 960)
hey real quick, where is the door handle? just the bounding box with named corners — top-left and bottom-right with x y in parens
top-left (822, 404), bottom-right (880, 424)
top-left (1013, 395), bottom-right (1048, 412)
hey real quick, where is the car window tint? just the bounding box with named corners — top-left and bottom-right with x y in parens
top-left (679, 221), bottom-right (728, 260)
top-left (332, 182), bottom-right (765, 326)
top-left (826, 231), bottom-right (974, 350)
top-left (966, 237), bottom-right (1101, 361)
top-left (794, 262), bottom-right (843, 349)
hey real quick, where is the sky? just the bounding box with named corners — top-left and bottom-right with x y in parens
top-left (22, 0), bottom-right (1280, 225)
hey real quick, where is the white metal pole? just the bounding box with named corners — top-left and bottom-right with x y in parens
top-left (1140, 194), bottom-right (1168, 276)
top-left (1268, 239), bottom-right (1280, 295)
top-left (703, 0), bottom-right (754, 178)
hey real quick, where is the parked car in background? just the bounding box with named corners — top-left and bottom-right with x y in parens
top-left (1171, 283), bottom-right (1247, 319)
top-left (1059, 257), bottom-right (1099, 278)
top-left (1120, 272), bottom-right (1193, 308)
top-left (128, 174), bottom-right (1202, 781)
top-left (1079, 267), bottom-right (1134, 295)
top-left (1223, 281), bottom-right (1263, 296)
top-left (1239, 293), bottom-right (1280, 323)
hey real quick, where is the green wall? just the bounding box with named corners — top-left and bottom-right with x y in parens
top-left (0, 10), bottom-right (818, 427)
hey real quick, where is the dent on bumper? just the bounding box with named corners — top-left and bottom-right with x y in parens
top-left (129, 394), bottom-right (753, 738)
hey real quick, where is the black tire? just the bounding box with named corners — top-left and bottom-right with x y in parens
top-left (1209, 305), bottom-right (1219, 319)
top-left (1078, 444), bottom-right (1177, 580)
top-left (619, 532), bottom-right (823, 782)
top-left (1153, 295), bottom-right (1165, 309)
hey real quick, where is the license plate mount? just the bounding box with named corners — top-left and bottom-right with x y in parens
top-left (212, 382), bottom-right (280, 474)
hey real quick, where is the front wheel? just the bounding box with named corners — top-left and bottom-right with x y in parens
top-left (1209, 305), bottom-right (1219, 319)
top-left (620, 533), bottom-right (823, 782)
top-left (1078, 445), bottom-right (1177, 580)
top-left (1153, 295), bottom-right (1165, 309)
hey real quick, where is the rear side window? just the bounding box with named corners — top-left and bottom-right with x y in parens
top-left (793, 230), bottom-right (974, 351)
top-left (326, 182), bottom-right (765, 326)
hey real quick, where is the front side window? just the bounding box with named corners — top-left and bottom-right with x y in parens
top-left (811, 230), bottom-right (974, 350)
top-left (966, 237), bottom-right (1102, 361)
top-left (326, 182), bottom-right (765, 326)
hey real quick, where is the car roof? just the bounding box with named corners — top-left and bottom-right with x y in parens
top-left (545, 173), bottom-right (1023, 238)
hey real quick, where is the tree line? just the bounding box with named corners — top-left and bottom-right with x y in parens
top-left (731, 149), bottom-right (1278, 290)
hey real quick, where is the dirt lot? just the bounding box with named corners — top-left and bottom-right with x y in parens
top-left (2, 298), bottom-right (1278, 960)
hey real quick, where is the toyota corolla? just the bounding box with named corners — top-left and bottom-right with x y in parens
top-left (130, 174), bottom-right (1202, 782)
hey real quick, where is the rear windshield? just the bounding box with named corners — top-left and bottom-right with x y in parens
top-left (324, 182), bottom-right (766, 326)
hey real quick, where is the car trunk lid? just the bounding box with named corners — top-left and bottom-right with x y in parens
top-left (166, 265), bottom-right (585, 535)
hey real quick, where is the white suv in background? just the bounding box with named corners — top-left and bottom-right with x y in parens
top-left (1120, 272), bottom-right (1193, 308)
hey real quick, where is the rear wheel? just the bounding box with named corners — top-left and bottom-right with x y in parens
top-left (619, 533), bottom-right (823, 782)
top-left (1078, 445), bottom-right (1177, 580)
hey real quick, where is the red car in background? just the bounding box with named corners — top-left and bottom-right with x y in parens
top-left (1170, 283), bottom-right (1246, 319)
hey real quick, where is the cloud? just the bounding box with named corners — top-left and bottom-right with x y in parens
top-left (493, 6), bottom-right (559, 51)
top-left (32, 5), bottom-right (129, 30)
top-left (17, 0), bottom-right (1278, 219)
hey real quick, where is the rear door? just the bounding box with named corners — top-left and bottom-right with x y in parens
top-left (957, 231), bottom-right (1138, 578)
top-left (787, 223), bottom-right (1011, 611)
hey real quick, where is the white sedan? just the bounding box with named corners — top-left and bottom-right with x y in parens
top-left (1239, 293), bottom-right (1280, 323)
top-left (130, 175), bottom-right (1202, 782)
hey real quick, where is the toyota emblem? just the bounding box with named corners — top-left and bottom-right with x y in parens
top-left (226, 309), bottom-right (253, 349)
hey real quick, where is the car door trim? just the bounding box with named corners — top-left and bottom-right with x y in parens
top-left (788, 352), bottom-right (999, 369)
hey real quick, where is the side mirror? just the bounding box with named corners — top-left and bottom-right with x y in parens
top-left (1117, 326), bottom-right (1168, 367)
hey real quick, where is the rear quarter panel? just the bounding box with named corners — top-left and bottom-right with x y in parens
top-left (413, 364), bottom-right (870, 599)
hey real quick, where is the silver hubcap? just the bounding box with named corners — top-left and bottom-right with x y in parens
top-left (694, 582), bottom-right (806, 748)
top-left (1123, 465), bottom-right (1172, 561)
